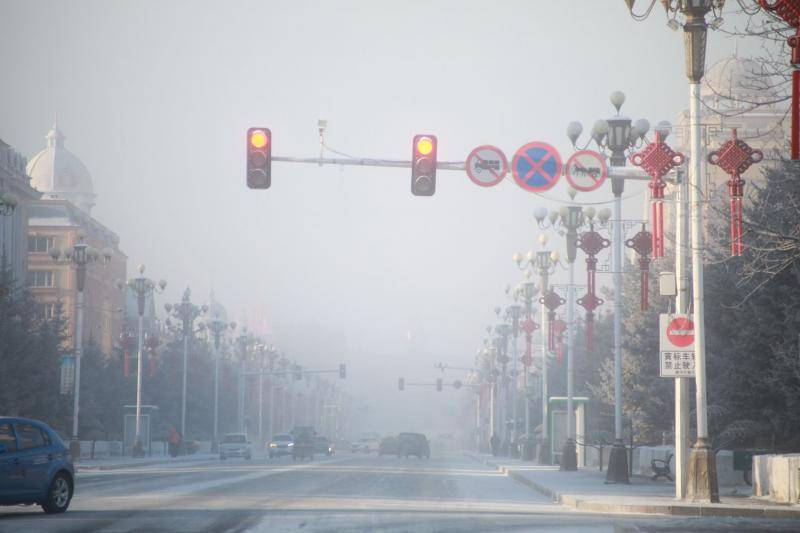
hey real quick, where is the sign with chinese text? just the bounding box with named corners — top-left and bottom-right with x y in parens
top-left (659, 314), bottom-right (695, 378)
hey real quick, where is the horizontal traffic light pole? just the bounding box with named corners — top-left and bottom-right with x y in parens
top-left (271, 155), bottom-right (653, 182)
top-left (244, 366), bottom-right (345, 378)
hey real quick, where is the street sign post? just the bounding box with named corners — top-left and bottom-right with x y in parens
top-left (465, 145), bottom-right (508, 187)
top-left (659, 314), bottom-right (696, 378)
top-left (511, 141), bottom-right (563, 192)
top-left (565, 150), bottom-right (607, 192)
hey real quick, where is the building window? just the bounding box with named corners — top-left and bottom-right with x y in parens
top-left (28, 270), bottom-right (55, 287)
top-left (28, 235), bottom-right (55, 253)
top-left (35, 303), bottom-right (56, 321)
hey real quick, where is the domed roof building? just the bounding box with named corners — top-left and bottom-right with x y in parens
top-left (26, 124), bottom-right (96, 214)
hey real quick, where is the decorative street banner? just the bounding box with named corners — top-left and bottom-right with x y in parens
top-left (659, 314), bottom-right (696, 378)
top-left (60, 355), bottom-right (76, 395)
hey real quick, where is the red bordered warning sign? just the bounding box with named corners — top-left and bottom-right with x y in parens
top-left (465, 145), bottom-right (508, 187)
top-left (565, 150), bottom-right (607, 192)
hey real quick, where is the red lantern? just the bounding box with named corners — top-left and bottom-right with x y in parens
top-left (630, 132), bottom-right (686, 259)
top-left (707, 129), bottom-right (763, 256)
top-left (577, 225), bottom-right (610, 352)
top-left (540, 289), bottom-right (566, 352)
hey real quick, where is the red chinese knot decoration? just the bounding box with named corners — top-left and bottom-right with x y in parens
top-left (576, 225), bottom-right (610, 352)
top-left (540, 289), bottom-right (565, 353)
top-left (145, 333), bottom-right (160, 377)
top-left (630, 132), bottom-right (686, 259)
top-left (625, 224), bottom-right (653, 311)
top-left (552, 319), bottom-right (567, 365)
top-left (760, 0), bottom-right (800, 159)
top-left (707, 129), bottom-right (763, 256)
top-left (521, 317), bottom-right (539, 367)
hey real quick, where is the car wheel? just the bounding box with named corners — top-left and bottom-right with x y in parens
top-left (41, 472), bottom-right (72, 514)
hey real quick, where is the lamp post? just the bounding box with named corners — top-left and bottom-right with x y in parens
top-left (233, 326), bottom-right (250, 434)
top-left (164, 289), bottom-right (207, 440)
top-left (122, 265), bottom-right (166, 457)
top-left (50, 236), bottom-right (112, 459)
top-left (568, 92), bottom-right (674, 484)
top-left (507, 303), bottom-right (522, 455)
top-left (206, 311), bottom-right (232, 452)
top-left (624, 0), bottom-right (724, 504)
top-left (494, 322), bottom-right (511, 451)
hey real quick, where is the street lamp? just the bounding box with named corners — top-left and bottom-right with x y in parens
top-left (120, 264), bottom-right (166, 457)
top-left (514, 234), bottom-right (559, 464)
top-left (233, 325), bottom-right (251, 433)
top-left (49, 236), bottom-right (113, 459)
top-left (0, 192), bottom-right (18, 216)
top-left (164, 289), bottom-right (207, 441)
top-left (205, 310), bottom-right (234, 451)
top-left (623, 0), bottom-right (724, 502)
top-left (507, 303), bottom-right (523, 456)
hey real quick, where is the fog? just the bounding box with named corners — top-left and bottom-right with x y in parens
top-left (0, 0), bottom-right (749, 434)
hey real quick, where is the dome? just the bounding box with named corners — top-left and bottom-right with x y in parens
top-left (27, 124), bottom-right (96, 213)
top-left (702, 55), bottom-right (782, 108)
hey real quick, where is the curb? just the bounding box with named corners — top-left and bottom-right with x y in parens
top-left (465, 452), bottom-right (800, 520)
top-left (76, 455), bottom-right (217, 472)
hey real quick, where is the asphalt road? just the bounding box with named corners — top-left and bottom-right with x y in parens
top-left (1, 452), bottom-right (798, 533)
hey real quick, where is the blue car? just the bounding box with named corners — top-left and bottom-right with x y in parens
top-left (0, 417), bottom-right (75, 513)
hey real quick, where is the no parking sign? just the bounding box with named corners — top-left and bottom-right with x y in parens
top-left (511, 142), bottom-right (563, 193)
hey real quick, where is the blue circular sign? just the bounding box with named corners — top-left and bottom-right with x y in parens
top-left (512, 141), bottom-right (563, 192)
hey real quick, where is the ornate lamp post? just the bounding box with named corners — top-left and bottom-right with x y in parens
top-left (206, 311), bottom-right (233, 451)
top-left (507, 303), bottom-right (522, 455)
top-left (49, 236), bottom-right (112, 458)
top-left (122, 265), bottom-right (166, 457)
top-left (164, 289), bottom-right (207, 440)
top-left (624, 0), bottom-right (726, 504)
top-left (233, 325), bottom-right (251, 433)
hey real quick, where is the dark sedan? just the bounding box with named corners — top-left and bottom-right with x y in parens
top-left (0, 417), bottom-right (75, 513)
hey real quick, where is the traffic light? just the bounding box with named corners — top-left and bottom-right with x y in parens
top-left (411, 134), bottom-right (437, 196)
top-left (247, 127), bottom-right (271, 189)
top-left (436, 378), bottom-right (443, 392)
top-left (339, 364), bottom-right (346, 379)
top-left (398, 377), bottom-right (405, 391)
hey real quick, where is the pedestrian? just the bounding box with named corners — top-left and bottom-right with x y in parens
top-left (490, 433), bottom-right (500, 457)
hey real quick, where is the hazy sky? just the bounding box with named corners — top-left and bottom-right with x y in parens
top-left (0, 0), bottom-right (751, 432)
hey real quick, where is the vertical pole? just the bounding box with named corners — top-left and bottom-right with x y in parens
top-left (476, 388), bottom-right (481, 453)
top-left (134, 312), bottom-right (144, 456)
top-left (606, 179), bottom-right (629, 483)
top-left (511, 332), bottom-right (518, 452)
top-left (258, 373), bottom-right (264, 442)
top-left (675, 167), bottom-right (690, 498)
top-left (538, 268), bottom-right (551, 465)
top-left (213, 341), bottom-right (219, 451)
top-left (239, 359), bottom-right (245, 433)
top-left (687, 81), bottom-right (719, 502)
top-left (793, 69), bottom-right (799, 160)
top-left (181, 329), bottom-right (188, 438)
top-left (560, 260), bottom-right (577, 471)
top-left (524, 361), bottom-right (530, 439)
top-left (269, 377), bottom-right (275, 438)
top-left (71, 286), bottom-right (84, 457)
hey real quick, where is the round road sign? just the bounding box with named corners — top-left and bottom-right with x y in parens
top-left (453, 380), bottom-right (463, 390)
top-left (565, 150), bottom-right (608, 192)
top-left (512, 141), bottom-right (563, 192)
top-left (466, 145), bottom-right (508, 187)
top-left (667, 317), bottom-right (694, 348)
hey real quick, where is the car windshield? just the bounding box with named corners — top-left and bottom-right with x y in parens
top-left (223, 435), bottom-right (246, 443)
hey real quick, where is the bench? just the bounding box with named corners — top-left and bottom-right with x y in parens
top-left (651, 453), bottom-right (673, 481)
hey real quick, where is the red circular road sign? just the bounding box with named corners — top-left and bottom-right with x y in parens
top-left (512, 141), bottom-right (563, 193)
top-left (466, 145), bottom-right (508, 187)
top-left (565, 150), bottom-right (608, 192)
top-left (667, 317), bottom-right (694, 348)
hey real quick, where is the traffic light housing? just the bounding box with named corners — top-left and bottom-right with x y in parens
top-left (247, 127), bottom-right (272, 189)
top-left (436, 378), bottom-right (443, 392)
top-left (339, 364), bottom-right (346, 379)
top-left (398, 377), bottom-right (405, 391)
top-left (411, 134), bottom-right (437, 196)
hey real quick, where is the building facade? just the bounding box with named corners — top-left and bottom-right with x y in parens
top-left (0, 138), bottom-right (40, 286)
top-left (26, 125), bottom-right (127, 356)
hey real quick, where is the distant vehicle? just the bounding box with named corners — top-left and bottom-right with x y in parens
top-left (378, 436), bottom-right (399, 457)
top-left (398, 432), bottom-right (430, 459)
top-left (219, 433), bottom-right (252, 460)
top-left (0, 417), bottom-right (75, 514)
top-left (351, 438), bottom-right (378, 454)
top-left (312, 436), bottom-right (334, 456)
top-left (291, 427), bottom-right (316, 462)
top-left (267, 434), bottom-right (294, 458)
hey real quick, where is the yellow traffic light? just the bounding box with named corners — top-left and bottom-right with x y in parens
top-left (416, 137), bottom-right (434, 155)
top-left (250, 130), bottom-right (268, 149)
